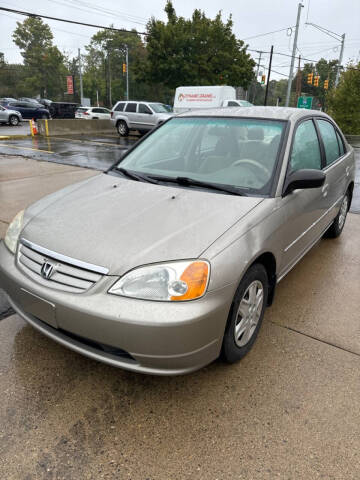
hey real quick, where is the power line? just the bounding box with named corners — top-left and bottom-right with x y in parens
top-left (243, 26), bottom-right (294, 41)
top-left (0, 6), bottom-right (148, 35)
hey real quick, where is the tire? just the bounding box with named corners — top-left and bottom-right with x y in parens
top-left (117, 120), bottom-right (129, 137)
top-left (41, 114), bottom-right (48, 119)
top-left (324, 192), bottom-right (349, 238)
top-left (222, 264), bottom-right (268, 364)
top-left (9, 115), bottom-right (19, 126)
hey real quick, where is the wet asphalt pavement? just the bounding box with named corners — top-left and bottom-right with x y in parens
top-left (0, 134), bottom-right (139, 171)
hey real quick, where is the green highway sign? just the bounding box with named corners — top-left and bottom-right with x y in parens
top-left (297, 96), bottom-right (313, 109)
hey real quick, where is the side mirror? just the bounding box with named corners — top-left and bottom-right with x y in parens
top-left (283, 169), bottom-right (325, 197)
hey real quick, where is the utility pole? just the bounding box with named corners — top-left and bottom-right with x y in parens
top-left (108, 50), bottom-right (112, 107)
top-left (78, 48), bottom-right (83, 105)
top-left (252, 50), bottom-right (263, 104)
top-left (125, 45), bottom-right (129, 101)
top-left (295, 55), bottom-right (302, 105)
top-left (285, 3), bottom-right (304, 107)
top-left (335, 33), bottom-right (345, 86)
top-left (264, 46), bottom-right (273, 106)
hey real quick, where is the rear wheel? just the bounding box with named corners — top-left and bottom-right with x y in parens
top-left (117, 121), bottom-right (129, 137)
top-left (41, 114), bottom-right (49, 119)
top-left (9, 115), bottom-right (19, 126)
top-left (325, 192), bottom-right (349, 238)
top-left (222, 264), bottom-right (268, 364)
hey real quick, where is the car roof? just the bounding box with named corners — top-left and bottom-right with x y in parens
top-left (178, 106), bottom-right (332, 122)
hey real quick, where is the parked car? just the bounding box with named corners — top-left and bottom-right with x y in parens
top-left (18, 97), bottom-right (43, 104)
top-left (111, 101), bottom-right (173, 136)
top-left (0, 105), bottom-right (23, 126)
top-left (75, 107), bottom-right (111, 120)
top-left (0, 108), bottom-right (354, 375)
top-left (48, 102), bottom-right (78, 119)
top-left (222, 99), bottom-right (254, 107)
top-left (4, 101), bottom-right (50, 120)
top-left (0, 97), bottom-right (17, 103)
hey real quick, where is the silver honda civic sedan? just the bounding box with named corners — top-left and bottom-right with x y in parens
top-left (0, 107), bottom-right (355, 375)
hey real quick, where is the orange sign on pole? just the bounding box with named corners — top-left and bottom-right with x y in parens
top-left (66, 75), bottom-right (74, 94)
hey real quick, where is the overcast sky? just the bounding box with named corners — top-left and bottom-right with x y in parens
top-left (1, 0), bottom-right (359, 81)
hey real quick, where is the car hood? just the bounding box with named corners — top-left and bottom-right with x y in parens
top-left (22, 174), bottom-right (263, 275)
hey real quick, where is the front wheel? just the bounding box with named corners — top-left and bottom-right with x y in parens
top-left (9, 115), bottom-right (20, 126)
top-left (324, 192), bottom-right (349, 238)
top-left (117, 120), bottom-right (129, 137)
top-left (222, 264), bottom-right (268, 364)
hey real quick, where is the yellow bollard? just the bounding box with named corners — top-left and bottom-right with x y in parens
top-left (29, 120), bottom-right (34, 137)
top-left (45, 118), bottom-right (49, 137)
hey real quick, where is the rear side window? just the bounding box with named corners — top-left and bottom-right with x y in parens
top-left (290, 120), bottom-right (321, 171)
top-left (317, 120), bottom-right (340, 166)
top-left (115, 102), bottom-right (125, 112)
top-left (336, 131), bottom-right (345, 156)
top-left (227, 101), bottom-right (240, 106)
top-left (125, 103), bottom-right (137, 113)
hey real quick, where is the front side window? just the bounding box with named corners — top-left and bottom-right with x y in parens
top-left (290, 120), bottom-right (321, 171)
top-left (116, 117), bottom-right (286, 195)
top-left (125, 103), bottom-right (137, 113)
top-left (139, 104), bottom-right (152, 114)
top-left (317, 119), bottom-right (340, 166)
top-left (228, 101), bottom-right (240, 106)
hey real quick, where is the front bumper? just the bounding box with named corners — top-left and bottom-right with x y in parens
top-left (0, 241), bottom-right (234, 375)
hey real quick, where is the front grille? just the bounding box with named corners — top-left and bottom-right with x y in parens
top-left (17, 240), bottom-right (103, 293)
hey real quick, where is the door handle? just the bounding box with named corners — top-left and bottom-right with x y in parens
top-left (346, 166), bottom-right (350, 177)
top-left (322, 183), bottom-right (329, 197)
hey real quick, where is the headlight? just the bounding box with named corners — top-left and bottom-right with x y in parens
top-left (108, 260), bottom-right (210, 301)
top-left (4, 210), bottom-right (24, 254)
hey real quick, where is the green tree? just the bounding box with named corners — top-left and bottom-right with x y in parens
top-left (83, 28), bottom-right (147, 107)
top-left (143, 1), bottom-right (255, 90)
top-left (12, 17), bottom-right (68, 99)
top-left (327, 63), bottom-right (360, 134)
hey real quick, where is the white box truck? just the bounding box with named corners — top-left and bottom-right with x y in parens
top-left (173, 86), bottom-right (252, 113)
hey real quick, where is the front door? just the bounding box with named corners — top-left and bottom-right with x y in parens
top-left (278, 118), bottom-right (331, 277)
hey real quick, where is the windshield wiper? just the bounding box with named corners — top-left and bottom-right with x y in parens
top-left (151, 176), bottom-right (248, 196)
top-left (115, 167), bottom-right (159, 184)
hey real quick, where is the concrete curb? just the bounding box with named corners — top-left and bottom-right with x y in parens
top-left (0, 135), bottom-right (31, 140)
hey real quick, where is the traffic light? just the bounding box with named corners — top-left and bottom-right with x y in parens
top-left (122, 63), bottom-right (127, 74)
top-left (324, 79), bottom-right (329, 90)
top-left (307, 73), bottom-right (313, 84)
top-left (261, 74), bottom-right (266, 84)
top-left (314, 75), bottom-right (320, 87)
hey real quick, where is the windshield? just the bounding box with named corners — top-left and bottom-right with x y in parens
top-left (149, 103), bottom-right (169, 113)
top-left (239, 100), bottom-right (253, 107)
top-left (117, 117), bottom-right (285, 195)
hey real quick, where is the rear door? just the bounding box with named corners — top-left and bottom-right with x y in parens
top-left (315, 118), bottom-right (350, 222)
top-left (278, 118), bottom-right (330, 276)
top-left (124, 102), bottom-right (137, 128)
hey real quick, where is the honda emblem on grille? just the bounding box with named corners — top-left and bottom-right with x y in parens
top-left (41, 261), bottom-right (54, 280)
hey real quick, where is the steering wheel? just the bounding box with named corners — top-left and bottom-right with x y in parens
top-left (231, 158), bottom-right (270, 181)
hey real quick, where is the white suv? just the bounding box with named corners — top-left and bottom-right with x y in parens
top-left (75, 107), bottom-right (111, 120)
top-left (111, 101), bottom-right (173, 136)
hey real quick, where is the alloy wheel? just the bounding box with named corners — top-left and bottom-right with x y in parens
top-left (234, 280), bottom-right (264, 347)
